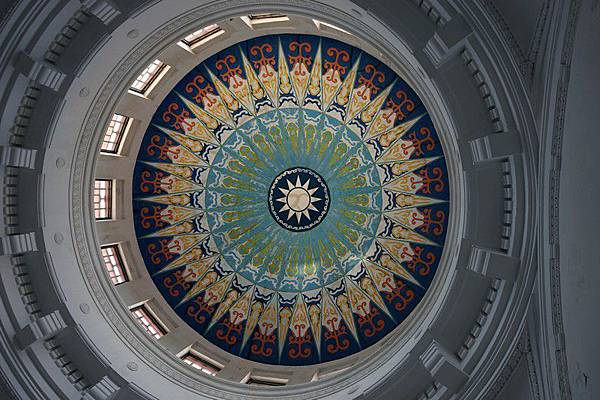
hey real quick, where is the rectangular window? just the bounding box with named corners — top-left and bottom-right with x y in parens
top-left (180, 24), bottom-right (223, 48)
top-left (241, 13), bottom-right (289, 27)
top-left (93, 179), bottom-right (112, 220)
top-left (130, 305), bottom-right (166, 339)
top-left (129, 59), bottom-right (169, 96)
top-left (101, 245), bottom-right (128, 285)
top-left (181, 352), bottom-right (222, 376)
top-left (101, 114), bottom-right (131, 154)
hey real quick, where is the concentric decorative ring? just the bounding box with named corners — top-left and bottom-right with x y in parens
top-left (132, 34), bottom-right (450, 365)
top-left (268, 167), bottom-right (330, 231)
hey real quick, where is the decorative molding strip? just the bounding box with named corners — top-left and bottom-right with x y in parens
top-left (15, 310), bottom-right (66, 348)
top-left (526, 0), bottom-right (551, 68)
top-left (457, 278), bottom-right (502, 360)
top-left (44, 339), bottom-right (89, 391)
top-left (478, 0), bottom-right (530, 78)
top-left (525, 331), bottom-right (542, 400)
top-left (3, 166), bottom-right (19, 235)
top-left (0, 232), bottom-right (37, 255)
top-left (80, 0), bottom-right (121, 25)
top-left (501, 160), bottom-right (513, 252)
top-left (45, 10), bottom-right (92, 65)
top-left (9, 84), bottom-right (41, 146)
top-left (410, 0), bottom-right (449, 26)
top-left (13, 51), bottom-right (66, 91)
top-left (460, 49), bottom-right (504, 133)
top-left (420, 340), bottom-right (468, 393)
top-left (482, 330), bottom-right (528, 400)
top-left (82, 376), bottom-right (120, 400)
top-left (548, 1), bottom-right (582, 399)
top-left (12, 255), bottom-right (41, 318)
top-left (0, 146), bottom-right (37, 169)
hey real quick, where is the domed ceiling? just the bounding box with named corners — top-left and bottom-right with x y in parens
top-left (132, 34), bottom-right (450, 366)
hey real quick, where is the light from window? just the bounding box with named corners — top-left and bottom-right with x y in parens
top-left (181, 352), bottom-right (222, 376)
top-left (131, 305), bottom-right (166, 339)
top-left (101, 245), bottom-right (128, 285)
top-left (101, 114), bottom-right (130, 154)
top-left (246, 376), bottom-right (287, 386)
top-left (180, 24), bottom-right (223, 48)
top-left (241, 13), bottom-right (289, 27)
top-left (93, 179), bottom-right (112, 220)
top-left (313, 19), bottom-right (351, 35)
top-left (129, 59), bottom-right (169, 96)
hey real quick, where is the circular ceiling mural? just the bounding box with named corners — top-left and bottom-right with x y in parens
top-left (132, 34), bottom-right (450, 366)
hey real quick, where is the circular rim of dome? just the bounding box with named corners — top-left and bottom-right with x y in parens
top-left (130, 32), bottom-right (451, 366)
top-left (73, 4), bottom-right (465, 396)
top-left (40, 0), bottom-right (541, 398)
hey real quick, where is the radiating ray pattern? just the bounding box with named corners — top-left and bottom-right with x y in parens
top-left (132, 34), bottom-right (450, 365)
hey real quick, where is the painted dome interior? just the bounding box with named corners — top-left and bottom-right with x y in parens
top-left (131, 33), bottom-right (450, 366)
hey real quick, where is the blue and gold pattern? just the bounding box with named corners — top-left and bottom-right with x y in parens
top-left (132, 34), bottom-right (450, 365)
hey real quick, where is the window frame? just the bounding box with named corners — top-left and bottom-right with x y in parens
top-left (181, 351), bottom-right (223, 376)
top-left (100, 244), bottom-right (129, 285)
top-left (100, 114), bottom-right (131, 154)
top-left (93, 179), bottom-right (113, 220)
top-left (130, 305), bottom-right (167, 339)
top-left (180, 24), bottom-right (224, 48)
top-left (128, 59), bottom-right (169, 97)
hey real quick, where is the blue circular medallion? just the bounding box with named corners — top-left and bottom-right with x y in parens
top-left (268, 167), bottom-right (330, 231)
top-left (131, 33), bottom-right (451, 366)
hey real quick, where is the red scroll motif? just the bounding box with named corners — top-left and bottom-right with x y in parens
top-left (324, 48), bottom-right (350, 82)
top-left (409, 167), bottom-right (445, 194)
top-left (288, 41), bottom-right (312, 75)
top-left (249, 44), bottom-right (275, 77)
top-left (163, 269), bottom-right (197, 297)
top-left (382, 279), bottom-right (415, 311)
top-left (140, 170), bottom-right (173, 194)
top-left (402, 246), bottom-right (436, 276)
top-left (147, 239), bottom-right (180, 265)
top-left (146, 135), bottom-right (180, 161)
top-left (384, 90), bottom-right (415, 123)
top-left (162, 103), bottom-right (194, 131)
top-left (251, 323), bottom-right (276, 357)
top-left (288, 324), bottom-right (313, 359)
top-left (140, 205), bottom-right (171, 228)
top-left (400, 127), bottom-right (436, 157)
top-left (216, 54), bottom-right (243, 88)
top-left (356, 302), bottom-right (385, 337)
top-left (357, 64), bottom-right (385, 97)
top-left (324, 317), bottom-right (350, 354)
top-left (216, 310), bottom-right (243, 345)
top-left (412, 209), bottom-right (446, 236)
top-left (185, 74), bottom-right (215, 106)
top-left (186, 296), bottom-right (215, 325)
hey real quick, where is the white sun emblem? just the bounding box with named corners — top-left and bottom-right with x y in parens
top-left (276, 176), bottom-right (322, 223)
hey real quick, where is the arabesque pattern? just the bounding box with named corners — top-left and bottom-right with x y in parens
top-left (132, 34), bottom-right (450, 365)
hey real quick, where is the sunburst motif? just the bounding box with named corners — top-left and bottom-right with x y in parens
top-left (276, 176), bottom-right (321, 222)
top-left (131, 33), bottom-right (450, 366)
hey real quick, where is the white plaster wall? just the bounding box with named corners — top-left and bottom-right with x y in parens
top-left (560, 1), bottom-right (600, 399)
